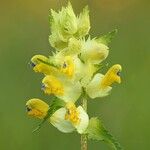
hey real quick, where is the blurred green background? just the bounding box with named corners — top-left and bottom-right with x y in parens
top-left (0, 0), bottom-right (150, 149)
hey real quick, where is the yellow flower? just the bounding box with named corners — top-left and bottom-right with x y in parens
top-left (65, 102), bottom-right (80, 125)
top-left (26, 98), bottom-right (49, 119)
top-left (86, 64), bottom-right (122, 98)
top-left (42, 75), bottom-right (82, 103)
top-left (30, 54), bottom-right (60, 76)
top-left (60, 56), bottom-right (75, 78)
top-left (26, 98), bottom-right (75, 133)
top-left (42, 75), bottom-right (64, 96)
top-left (50, 102), bottom-right (89, 134)
top-left (51, 53), bottom-right (84, 81)
top-left (100, 64), bottom-right (121, 88)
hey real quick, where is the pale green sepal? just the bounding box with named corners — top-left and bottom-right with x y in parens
top-left (86, 73), bottom-right (112, 98)
top-left (80, 37), bottom-right (109, 64)
top-left (50, 108), bottom-right (75, 133)
top-left (49, 98), bottom-right (75, 133)
top-left (60, 2), bottom-right (77, 35)
top-left (96, 29), bottom-right (118, 46)
top-left (76, 6), bottom-right (90, 37)
top-left (49, 34), bottom-right (68, 50)
top-left (86, 117), bottom-right (123, 150)
top-left (65, 38), bottom-right (81, 55)
top-left (56, 38), bottom-right (81, 56)
top-left (49, 2), bottom-right (78, 50)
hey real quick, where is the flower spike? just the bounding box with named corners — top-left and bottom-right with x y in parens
top-left (26, 2), bottom-right (123, 149)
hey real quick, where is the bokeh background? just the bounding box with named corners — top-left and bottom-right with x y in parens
top-left (0, 0), bottom-right (150, 149)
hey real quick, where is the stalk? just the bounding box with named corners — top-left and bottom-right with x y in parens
top-left (81, 95), bottom-right (88, 150)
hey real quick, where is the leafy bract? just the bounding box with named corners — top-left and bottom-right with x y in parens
top-left (96, 29), bottom-right (118, 46)
top-left (86, 117), bottom-right (123, 150)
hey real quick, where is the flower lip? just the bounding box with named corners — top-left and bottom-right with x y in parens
top-left (41, 83), bottom-right (46, 91)
top-left (29, 61), bottom-right (36, 67)
top-left (117, 71), bottom-right (121, 76)
top-left (62, 62), bottom-right (67, 68)
top-left (26, 105), bottom-right (31, 112)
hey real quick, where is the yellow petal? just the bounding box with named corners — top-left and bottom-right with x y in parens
top-left (31, 54), bottom-right (60, 76)
top-left (100, 64), bottom-right (122, 89)
top-left (26, 98), bottom-right (49, 119)
top-left (42, 75), bottom-right (82, 103)
top-left (65, 103), bottom-right (89, 134)
top-left (42, 75), bottom-right (64, 96)
top-left (31, 55), bottom-right (48, 65)
top-left (60, 56), bottom-right (75, 78)
top-left (65, 102), bottom-right (80, 126)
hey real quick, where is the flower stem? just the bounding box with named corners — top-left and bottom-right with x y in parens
top-left (81, 96), bottom-right (88, 150)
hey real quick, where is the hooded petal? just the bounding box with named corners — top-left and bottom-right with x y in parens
top-left (60, 56), bottom-right (84, 81)
top-left (42, 75), bottom-right (82, 103)
top-left (50, 108), bottom-right (75, 133)
top-left (26, 98), bottom-right (49, 119)
top-left (49, 53), bottom-right (84, 81)
top-left (86, 64), bottom-right (122, 99)
top-left (30, 54), bottom-right (60, 76)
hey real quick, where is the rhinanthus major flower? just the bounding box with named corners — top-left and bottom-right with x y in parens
top-left (26, 2), bottom-right (123, 150)
top-left (26, 99), bottom-right (89, 134)
top-left (41, 75), bottom-right (82, 103)
top-left (51, 102), bottom-right (89, 134)
top-left (86, 64), bottom-right (122, 98)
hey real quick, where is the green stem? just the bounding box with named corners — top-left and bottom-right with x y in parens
top-left (81, 96), bottom-right (88, 150)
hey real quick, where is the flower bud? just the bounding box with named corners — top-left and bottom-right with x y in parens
top-left (81, 38), bottom-right (109, 64)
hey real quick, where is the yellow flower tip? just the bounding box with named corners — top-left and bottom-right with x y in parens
top-left (26, 98), bottom-right (49, 119)
top-left (33, 63), bottom-right (58, 75)
top-left (60, 56), bottom-right (75, 78)
top-left (100, 64), bottom-right (122, 88)
top-left (31, 55), bottom-right (48, 66)
top-left (42, 75), bottom-right (64, 96)
top-left (30, 55), bottom-right (54, 75)
top-left (65, 102), bottom-right (80, 125)
top-left (30, 55), bottom-right (60, 75)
